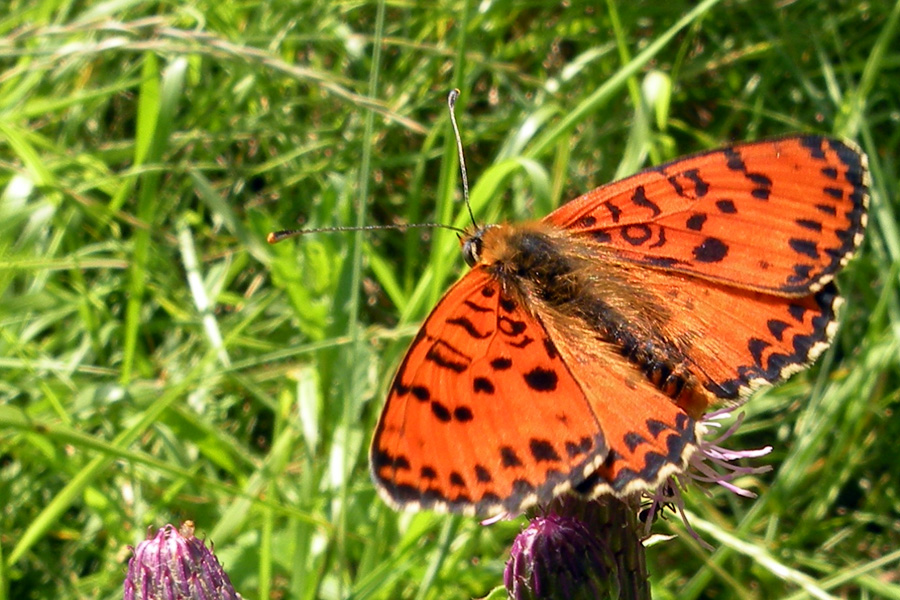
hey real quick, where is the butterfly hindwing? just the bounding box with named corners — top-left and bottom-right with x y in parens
top-left (370, 267), bottom-right (610, 516)
top-left (533, 313), bottom-right (701, 499)
top-left (629, 268), bottom-right (842, 399)
top-left (545, 136), bottom-right (868, 295)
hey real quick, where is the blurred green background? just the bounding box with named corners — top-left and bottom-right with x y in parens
top-left (1, 1), bottom-right (898, 598)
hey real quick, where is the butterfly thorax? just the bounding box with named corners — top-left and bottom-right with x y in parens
top-left (466, 222), bottom-right (711, 418)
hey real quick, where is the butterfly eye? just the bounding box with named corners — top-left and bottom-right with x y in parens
top-left (462, 236), bottom-right (482, 267)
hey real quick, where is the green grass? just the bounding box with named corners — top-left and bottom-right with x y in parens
top-left (1, 1), bottom-right (899, 598)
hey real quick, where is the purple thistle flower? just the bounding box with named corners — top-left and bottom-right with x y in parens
top-left (123, 522), bottom-right (241, 600)
top-left (504, 500), bottom-right (623, 600)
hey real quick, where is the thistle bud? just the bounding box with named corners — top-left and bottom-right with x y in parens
top-left (503, 510), bottom-right (619, 600)
top-left (123, 522), bottom-right (240, 600)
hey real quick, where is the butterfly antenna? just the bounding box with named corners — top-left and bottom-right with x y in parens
top-left (448, 89), bottom-right (478, 229)
top-left (267, 222), bottom-right (465, 244)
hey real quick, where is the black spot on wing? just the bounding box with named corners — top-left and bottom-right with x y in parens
top-left (508, 335), bottom-right (534, 349)
top-left (767, 319), bottom-right (790, 341)
top-left (716, 199), bottom-right (737, 214)
top-left (649, 226), bottom-right (666, 249)
top-left (454, 406), bottom-right (474, 422)
top-left (788, 303), bottom-right (808, 322)
top-left (371, 447), bottom-right (411, 476)
top-left (751, 186), bottom-right (770, 200)
top-left (473, 377), bottom-right (495, 394)
top-left (524, 367), bottom-right (558, 391)
top-left (530, 439), bottom-right (562, 462)
top-left (795, 219), bottom-right (823, 232)
top-left (431, 401), bottom-right (452, 422)
top-left (683, 169), bottom-right (710, 196)
top-left (789, 238), bottom-right (820, 260)
top-left (723, 147), bottom-right (747, 171)
top-left (602, 200), bottom-right (623, 223)
top-left (686, 213), bottom-right (707, 231)
top-left (425, 341), bottom-right (469, 373)
top-left (748, 172), bottom-right (773, 189)
top-left (621, 224), bottom-right (653, 246)
top-left (744, 170), bottom-right (773, 200)
top-left (666, 169), bottom-right (709, 199)
top-left (510, 479), bottom-right (536, 502)
top-left (705, 379), bottom-right (741, 400)
top-left (591, 230), bottom-right (613, 244)
top-left (800, 136), bottom-right (827, 159)
top-left (692, 237), bottom-right (729, 263)
top-left (834, 227), bottom-right (856, 248)
top-left (624, 432), bottom-right (648, 452)
top-left (490, 357), bottom-right (512, 371)
top-left (667, 174), bottom-right (685, 197)
top-left (815, 203), bottom-right (837, 216)
top-left (543, 338), bottom-right (558, 359)
top-left (602, 449), bottom-right (623, 470)
top-left (565, 436), bottom-right (594, 458)
top-left (501, 446), bottom-right (523, 468)
top-left (823, 187), bottom-right (844, 199)
top-left (787, 263), bottom-right (814, 285)
top-left (647, 256), bottom-right (684, 268)
top-left (392, 381), bottom-right (410, 397)
top-left (463, 300), bottom-right (493, 313)
top-left (498, 316), bottom-right (527, 337)
top-left (646, 419), bottom-right (669, 437)
top-left (390, 454), bottom-right (411, 470)
top-left (748, 338), bottom-right (770, 367)
top-left (631, 185), bottom-right (662, 216)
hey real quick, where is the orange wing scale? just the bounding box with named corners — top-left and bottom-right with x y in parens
top-left (547, 136), bottom-right (867, 294)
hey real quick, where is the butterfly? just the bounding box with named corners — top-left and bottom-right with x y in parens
top-left (370, 135), bottom-right (868, 517)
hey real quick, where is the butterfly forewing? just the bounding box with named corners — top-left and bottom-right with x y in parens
top-left (547, 136), bottom-right (868, 295)
top-left (371, 267), bottom-right (610, 516)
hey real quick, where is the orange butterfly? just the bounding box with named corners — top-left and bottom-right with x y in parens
top-left (370, 136), bottom-right (868, 517)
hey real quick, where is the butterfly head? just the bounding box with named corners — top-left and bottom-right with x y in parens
top-left (461, 225), bottom-right (500, 267)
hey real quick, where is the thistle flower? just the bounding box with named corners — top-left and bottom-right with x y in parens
top-left (123, 522), bottom-right (241, 600)
top-left (503, 498), bottom-right (624, 600)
